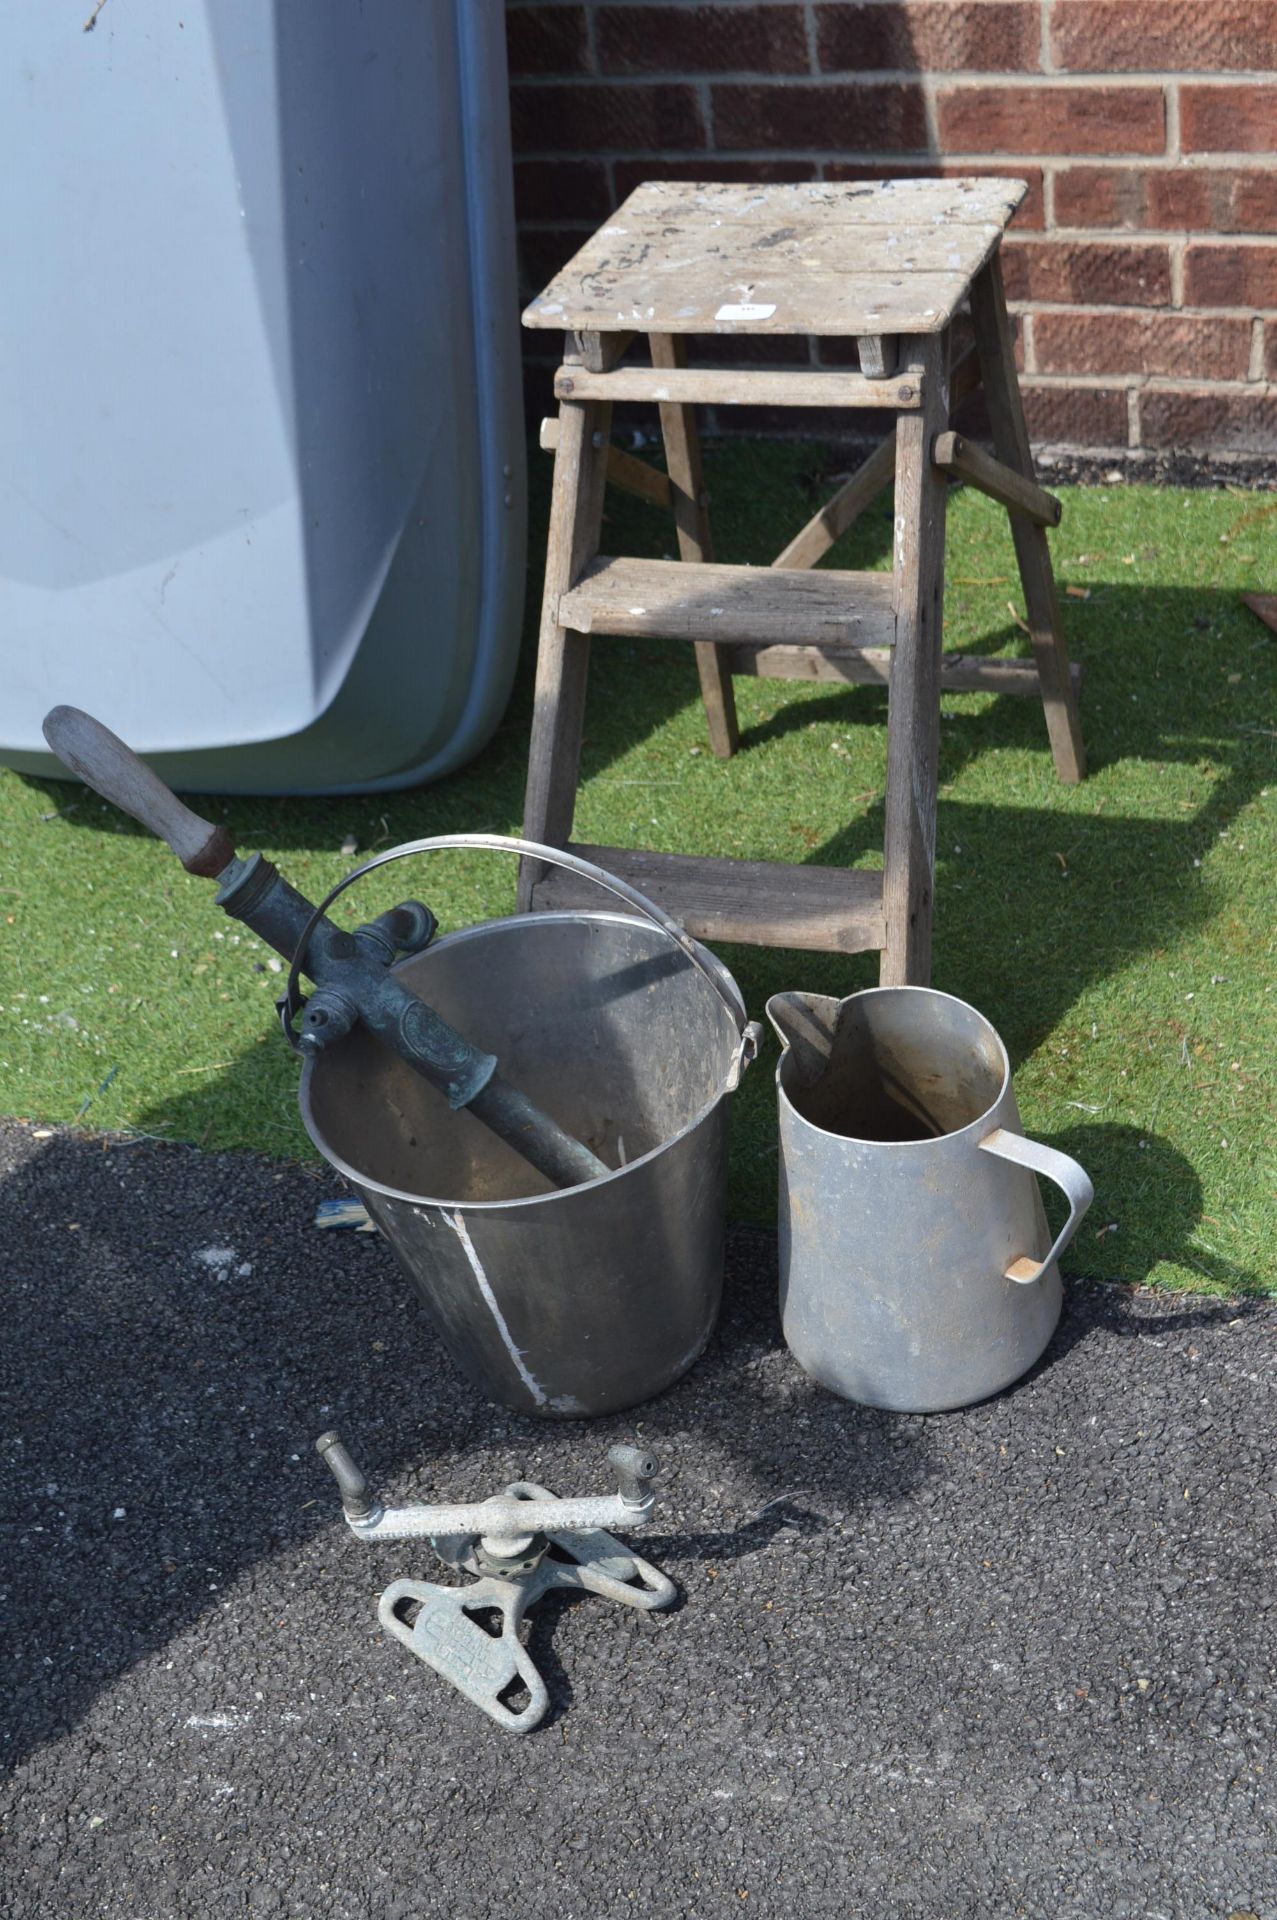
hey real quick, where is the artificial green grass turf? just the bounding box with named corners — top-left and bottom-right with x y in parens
top-left (2, 443), bottom-right (1274, 1296)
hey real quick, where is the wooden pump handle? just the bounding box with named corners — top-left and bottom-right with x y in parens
top-left (41, 706), bottom-right (236, 878)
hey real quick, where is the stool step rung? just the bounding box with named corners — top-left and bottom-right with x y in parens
top-left (530, 845), bottom-right (886, 954)
top-left (727, 644), bottom-right (1082, 696)
top-left (554, 365), bottom-right (921, 410)
top-left (559, 556), bottom-right (896, 649)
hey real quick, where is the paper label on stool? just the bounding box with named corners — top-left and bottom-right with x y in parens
top-left (715, 301), bottom-right (777, 321)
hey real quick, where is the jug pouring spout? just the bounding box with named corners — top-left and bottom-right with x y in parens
top-left (765, 991), bottom-right (841, 1090)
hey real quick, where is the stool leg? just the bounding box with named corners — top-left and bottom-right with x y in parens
top-left (518, 372), bottom-right (612, 911)
top-left (970, 255), bottom-right (1086, 784)
top-left (650, 334), bottom-right (740, 759)
top-left (881, 332), bottom-right (949, 988)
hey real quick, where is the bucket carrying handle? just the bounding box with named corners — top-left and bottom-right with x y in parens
top-left (978, 1129), bottom-right (1095, 1286)
top-left (282, 833), bottom-right (759, 1074)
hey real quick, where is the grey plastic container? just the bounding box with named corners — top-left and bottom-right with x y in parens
top-left (0, 0), bottom-right (524, 793)
top-left (300, 839), bottom-right (759, 1419)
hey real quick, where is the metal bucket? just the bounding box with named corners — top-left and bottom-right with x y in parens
top-left (301, 837), bottom-right (758, 1418)
top-left (768, 986), bottom-right (1093, 1413)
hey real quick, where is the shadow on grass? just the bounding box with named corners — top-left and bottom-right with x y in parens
top-left (14, 410), bottom-right (1274, 1296)
top-left (1042, 1122), bottom-right (1262, 1297)
top-left (112, 569), bottom-right (1271, 1293)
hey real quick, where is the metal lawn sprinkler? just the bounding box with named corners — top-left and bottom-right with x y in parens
top-left (316, 1431), bottom-right (674, 1732)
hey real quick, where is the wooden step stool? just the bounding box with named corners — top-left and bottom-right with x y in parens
top-left (518, 177), bottom-right (1084, 985)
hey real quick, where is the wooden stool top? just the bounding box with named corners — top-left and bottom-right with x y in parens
top-left (523, 177), bottom-right (1026, 340)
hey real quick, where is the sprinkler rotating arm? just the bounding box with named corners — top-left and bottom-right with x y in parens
top-left (316, 1431), bottom-right (661, 1544)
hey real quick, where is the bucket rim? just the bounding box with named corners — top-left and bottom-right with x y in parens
top-left (299, 908), bottom-right (750, 1210)
top-left (769, 982), bottom-right (1013, 1150)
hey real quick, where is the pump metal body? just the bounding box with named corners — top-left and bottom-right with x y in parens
top-left (216, 849), bottom-right (606, 1188)
top-left (39, 705), bottom-right (608, 1191)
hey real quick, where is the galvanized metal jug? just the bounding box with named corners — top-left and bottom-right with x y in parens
top-left (302, 837), bottom-right (758, 1419)
top-left (767, 986), bottom-right (1093, 1413)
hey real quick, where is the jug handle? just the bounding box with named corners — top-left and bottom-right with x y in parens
top-left (977, 1129), bottom-right (1095, 1286)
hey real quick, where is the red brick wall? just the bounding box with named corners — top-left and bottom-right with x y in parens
top-left (507, 0), bottom-right (1277, 457)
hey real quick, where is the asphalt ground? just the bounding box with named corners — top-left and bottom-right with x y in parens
top-left (3, 1116), bottom-right (1273, 1919)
